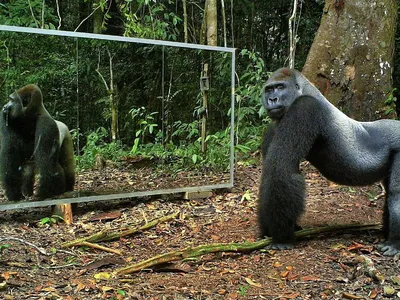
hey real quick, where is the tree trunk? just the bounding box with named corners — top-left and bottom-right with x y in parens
top-left (302, 0), bottom-right (398, 121)
top-left (183, 0), bottom-right (188, 43)
top-left (206, 0), bottom-right (218, 46)
top-left (93, 0), bottom-right (103, 34)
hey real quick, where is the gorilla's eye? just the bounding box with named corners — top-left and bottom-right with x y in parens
top-left (21, 96), bottom-right (30, 107)
top-left (265, 87), bottom-right (273, 93)
top-left (277, 84), bottom-right (285, 90)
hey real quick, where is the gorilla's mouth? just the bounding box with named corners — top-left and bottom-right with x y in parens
top-left (267, 107), bottom-right (285, 119)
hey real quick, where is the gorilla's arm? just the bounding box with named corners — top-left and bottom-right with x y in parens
top-left (34, 116), bottom-right (66, 199)
top-left (261, 124), bottom-right (276, 158)
top-left (56, 120), bottom-right (75, 192)
top-left (259, 96), bottom-right (321, 249)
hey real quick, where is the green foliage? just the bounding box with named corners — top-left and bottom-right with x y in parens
top-left (384, 88), bottom-right (397, 116)
top-left (0, 0), bottom-right (58, 28)
top-left (75, 128), bottom-right (128, 170)
top-left (0, 244), bottom-right (11, 254)
top-left (234, 50), bottom-right (270, 161)
top-left (120, 0), bottom-right (181, 40)
top-left (238, 285), bottom-right (250, 297)
top-left (171, 120), bottom-right (200, 141)
top-left (39, 215), bottom-right (64, 226)
top-left (129, 107), bottom-right (159, 154)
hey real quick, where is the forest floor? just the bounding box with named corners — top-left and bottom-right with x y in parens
top-left (0, 162), bottom-right (399, 300)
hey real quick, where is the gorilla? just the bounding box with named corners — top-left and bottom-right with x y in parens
top-left (259, 68), bottom-right (400, 256)
top-left (0, 84), bottom-right (75, 200)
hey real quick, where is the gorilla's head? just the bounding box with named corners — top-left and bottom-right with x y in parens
top-left (263, 68), bottom-right (302, 120)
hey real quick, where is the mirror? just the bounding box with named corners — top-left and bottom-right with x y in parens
top-left (0, 27), bottom-right (235, 209)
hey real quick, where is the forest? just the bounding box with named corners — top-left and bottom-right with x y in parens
top-left (0, 0), bottom-right (400, 299)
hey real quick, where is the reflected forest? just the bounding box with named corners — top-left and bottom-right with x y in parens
top-left (0, 31), bottom-right (233, 204)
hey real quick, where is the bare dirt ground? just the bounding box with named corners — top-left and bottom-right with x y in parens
top-left (0, 163), bottom-right (399, 300)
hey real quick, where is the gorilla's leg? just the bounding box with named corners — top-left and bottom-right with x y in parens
top-left (379, 154), bottom-right (400, 256)
top-left (21, 161), bottom-right (35, 197)
top-left (36, 162), bottom-right (66, 199)
top-left (59, 141), bottom-right (75, 192)
top-left (258, 161), bottom-right (306, 249)
top-left (0, 151), bottom-right (24, 200)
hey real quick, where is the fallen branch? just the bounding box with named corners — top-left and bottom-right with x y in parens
top-left (61, 211), bottom-right (180, 248)
top-left (114, 223), bottom-right (381, 275)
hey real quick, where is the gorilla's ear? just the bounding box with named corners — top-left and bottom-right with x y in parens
top-left (295, 83), bottom-right (300, 90)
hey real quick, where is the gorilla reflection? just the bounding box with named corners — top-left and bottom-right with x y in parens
top-left (0, 84), bottom-right (75, 201)
top-left (259, 68), bottom-right (400, 256)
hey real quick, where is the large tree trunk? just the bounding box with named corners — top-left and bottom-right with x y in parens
top-left (206, 0), bottom-right (218, 46)
top-left (302, 0), bottom-right (398, 121)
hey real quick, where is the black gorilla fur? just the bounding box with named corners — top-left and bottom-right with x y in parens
top-left (259, 68), bottom-right (400, 256)
top-left (0, 84), bottom-right (75, 200)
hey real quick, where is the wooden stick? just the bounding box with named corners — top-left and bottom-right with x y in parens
top-left (79, 241), bottom-right (122, 255)
top-left (61, 211), bottom-right (180, 248)
top-left (114, 223), bottom-right (381, 275)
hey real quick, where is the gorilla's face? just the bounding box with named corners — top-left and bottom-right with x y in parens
top-left (263, 74), bottom-right (301, 120)
top-left (2, 92), bottom-right (24, 125)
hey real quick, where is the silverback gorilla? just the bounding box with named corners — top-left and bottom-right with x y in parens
top-left (259, 68), bottom-right (400, 256)
top-left (0, 84), bottom-right (75, 200)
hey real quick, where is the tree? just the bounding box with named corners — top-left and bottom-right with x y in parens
top-left (302, 0), bottom-right (398, 121)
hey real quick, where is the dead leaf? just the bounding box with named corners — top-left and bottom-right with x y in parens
top-left (88, 211), bottom-right (121, 222)
top-left (392, 276), bottom-right (400, 285)
top-left (101, 286), bottom-right (114, 292)
top-left (287, 273), bottom-right (298, 281)
top-left (281, 270), bottom-right (290, 278)
top-left (153, 262), bottom-right (191, 273)
top-left (218, 289), bottom-right (227, 295)
top-left (211, 235), bottom-right (220, 241)
top-left (76, 283), bottom-right (86, 292)
top-left (369, 289), bottom-right (378, 299)
top-left (1, 272), bottom-right (17, 280)
top-left (245, 277), bottom-right (262, 288)
top-left (94, 272), bottom-right (111, 281)
top-left (284, 292), bottom-right (301, 299)
top-left (300, 275), bottom-right (320, 281)
top-left (348, 242), bottom-right (365, 251)
top-left (84, 257), bottom-right (125, 270)
top-left (273, 261), bottom-right (282, 268)
top-left (342, 292), bottom-right (364, 299)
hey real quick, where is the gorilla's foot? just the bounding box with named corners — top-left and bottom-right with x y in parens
top-left (377, 241), bottom-right (400, 256)
top-left (266, 242), bottom-right (294, 250)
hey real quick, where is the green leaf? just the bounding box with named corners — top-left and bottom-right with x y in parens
top-left (131, 138), bottom-right (140, 154)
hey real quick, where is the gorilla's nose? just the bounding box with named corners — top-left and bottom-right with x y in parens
top-left (269, 97), bottom-right (279, 103)
top-left (2, 103), bottom-right (10, 113)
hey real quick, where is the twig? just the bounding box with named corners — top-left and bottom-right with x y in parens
top-left (61, 211), bottom-right (180, 248)
top-left (79, 241), bottom-right (122, 255)
top-left (74, 5), bottom-right (101, 32)
top-left (374, 183), bottom-right (386, 201)
top-left (27, 0), bottom-right (40, 28)
top-left (0, 237), bottom-right (51, 256)
top-left (55, 0), bottom-right (62, 30)
top-left (114, 223), bottom-right (381, 275)
top-left (38, 262), bottom-right (77, 269)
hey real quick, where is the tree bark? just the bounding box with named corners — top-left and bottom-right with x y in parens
top-left (302, 0), bottom-right (398, 121)
top-left (206, 0), bottom-right (218, 46)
